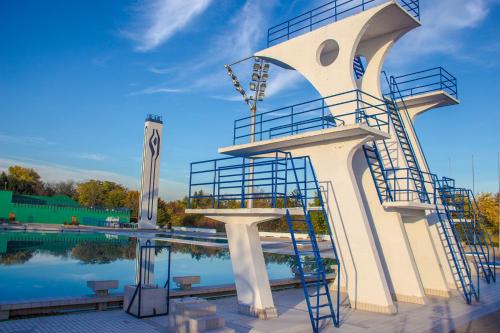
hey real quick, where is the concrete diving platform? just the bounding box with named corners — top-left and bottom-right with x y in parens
top-left (220, 124), bottom-right (390, 156)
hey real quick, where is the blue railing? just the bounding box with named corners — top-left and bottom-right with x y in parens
top-left (233, 90), bottom-right (390, 145)
top-left (267, 0), bottom-right (420, 46)
top-left (390, 67), bottom-right (458, 99)
top-left (146, 114), bottom-right (163, 123)
top-left (188, 151), bottom-right (323, 209)
top-left (384, 167), bottom-right (435, 203)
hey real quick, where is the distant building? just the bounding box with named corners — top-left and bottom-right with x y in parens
top-left (0, 190), bottom-right (130, 226)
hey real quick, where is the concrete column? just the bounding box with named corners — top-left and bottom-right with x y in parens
top-left (226, 223), bottom-right (277, 319)
top-left (291, 137), bottom-right (396, 314)
top-left (200, 212), bottom-right (280, 319)
top-left (403, 214), bottom-right (450, 297)
top-left (138, 115), bottom-right (163, 229)
top-left (353, 150), bottom-right (426, 304)
top-left (399, 103), bottom-right (458, 290)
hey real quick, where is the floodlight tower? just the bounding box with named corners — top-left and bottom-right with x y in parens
top-left (225, 58), bottom-right (270, 207)
top-left (138, 114), bottom-right (163, 229)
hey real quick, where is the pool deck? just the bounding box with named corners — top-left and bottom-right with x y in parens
top-left (0, 278), bottom-right (498, 333)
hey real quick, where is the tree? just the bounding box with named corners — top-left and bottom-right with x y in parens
top-left (76, 180), bottom-right (104, 207)
top-left (157, 198), bottom-right (171, 228)
top-left (50, 181), bottom-right (76, 198)
top-left (104, 187), bottom-right (127, 209)
top-left (5, 165), bottom-right (43, 194)
top-left (124, 190), bottom-right (140, 221)
top-left (0, 172), bottom-right (8, 191)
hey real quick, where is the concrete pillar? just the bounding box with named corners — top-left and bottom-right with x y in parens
top-left (403, 214), bottom-right (450, 297)
top-left (197, 211), bottom-right (281, 319)
top-left (138, 115), bottom-right (163, 229)
top-left (353, 150), bottom-right (426, 304)
top-left (398, 100), bottom-right (459, 290)
top-left (290, 136), bottom-right (396, 314)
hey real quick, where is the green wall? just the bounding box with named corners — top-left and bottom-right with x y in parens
top-left (0, 191), bottom-right (130, 225)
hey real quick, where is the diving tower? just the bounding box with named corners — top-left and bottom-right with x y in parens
top-left (185, 0), bottom-right (495, 331)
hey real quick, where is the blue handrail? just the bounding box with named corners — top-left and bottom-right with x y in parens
top-left (384, 167), bottom-right (436, 203)
top-left (233, 89), bottom-right (390, 145)
top-left (390, 67), bottom-right (458, 99)
top-left (188, 151), bottom-right (324, 209)
top-left (267, 0), bottom-right (419, 47)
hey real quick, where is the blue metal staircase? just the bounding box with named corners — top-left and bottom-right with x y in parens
top-left (448, 187), bottom-right (496, 284)
top-left (384, 88), bottom-right (429, 203)
top-left (363, 142), bottom-right (392, 203)
top-left (435, 178), bottom-right (479, 304)
top-left (286, 156), bottom-right (340, 332)
top-left (353, 56), bottom-right (365, 80)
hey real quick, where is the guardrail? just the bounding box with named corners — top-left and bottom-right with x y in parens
top-left (390, 67), bottom-right (458, 99)
top-left (384, 167), bottom-right (435, 203)
top-left (188, 151), bottom-right (322, 210)
top-left (267, 0), bottom-right (419, 47)
top-left (233, 89), bottom-right (390, 145)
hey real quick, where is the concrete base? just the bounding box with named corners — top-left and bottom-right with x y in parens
top-left (354, 301), bottom-right (397, 314)
top-left (237, 303), bottom-right (278, 320)
top-left (393, 293), bottom-right (426, 305)
top-left (168, 297), bottom-right (234, 333)
top-left (123, 285), bottom-right (167, 317)
top-left (424, 288), bottom-right (452, 298)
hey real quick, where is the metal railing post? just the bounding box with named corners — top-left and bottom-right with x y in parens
top-left (241, 157), bottom-right (246, 208)
top-left (212, 160), bottom-right (217, 208)
top-left (188, 163), bottom-right (193, 208)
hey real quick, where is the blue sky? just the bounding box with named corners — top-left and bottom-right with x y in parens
top-left (0, 0), bottom-right (499, 200)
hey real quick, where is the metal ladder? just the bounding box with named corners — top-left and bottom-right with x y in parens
top-left (285, 156), bottom-right (340, 331)
top-left (452, 188), bottom-right (496, 284)
top-left (353, 56), bottom-right (365, 79)
top-left (435, 178), bottom-right (479, 304)
top-left (363, 142), bottom-right (392, 203)
top-left (384, 97), bottom-right (429, 203)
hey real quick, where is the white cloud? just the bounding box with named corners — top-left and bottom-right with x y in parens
top-left (388, 0), bottom-right (491, 65)
top-left (0, 158), bottom-right (186, 200)
top-left (72, 153), bottom-right (106, 161)
top-left (129, 86), bottom-right (187, 96)
top-left (191, 0), bottom-right (278, 89)
top-left (0, 133), bottom-right (56, 146)
top-left (147, 66), bottom-right (175, 74)
top-left (124, 0), bottom-right (213, 52)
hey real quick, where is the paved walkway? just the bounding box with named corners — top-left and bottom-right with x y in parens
top-left (1, 280), bottom-right (499, 333)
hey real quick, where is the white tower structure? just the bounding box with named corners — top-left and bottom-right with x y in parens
top-left (138, 114), bottom-right (163, 229)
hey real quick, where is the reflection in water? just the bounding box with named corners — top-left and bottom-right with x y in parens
top-left (0, 231), bottom-right (302, 302)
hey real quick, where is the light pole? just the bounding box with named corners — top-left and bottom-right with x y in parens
top-left (225, 58), bottom-right (270, 208)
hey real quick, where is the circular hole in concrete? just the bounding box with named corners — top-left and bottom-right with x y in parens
top-left (317, 39), bottom-right (339, 67)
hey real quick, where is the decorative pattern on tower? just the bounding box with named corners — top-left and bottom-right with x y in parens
top-left (138, 114), bottom-right (163, 229)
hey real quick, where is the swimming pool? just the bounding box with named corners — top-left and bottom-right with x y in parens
top-left (0, 230), bottom-right (296, 302)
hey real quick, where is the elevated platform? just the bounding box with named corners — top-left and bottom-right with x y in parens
top-left (398, 90), bottom-right (459, 120)
top-left (383, 201), bottom-right (435, 215)
top-left (186, 207), bottom-right (321, 218)
top-left (220, 124), bottom-right (390, 156)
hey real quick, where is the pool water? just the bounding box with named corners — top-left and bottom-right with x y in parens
top-left (0, 230), bottom-right (295, 302)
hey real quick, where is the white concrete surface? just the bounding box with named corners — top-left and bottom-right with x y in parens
top-left (1, 279), bottom-right (499, 333)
